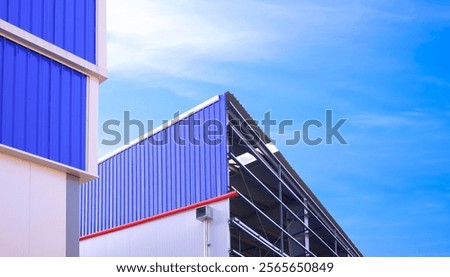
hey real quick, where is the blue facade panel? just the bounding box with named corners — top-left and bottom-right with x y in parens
top-left (0, 37), bottom-right (87, 170)
top-left (0, 0), bottom-right (96, 63)
top-left (80, 95), bottom-right (229, 236)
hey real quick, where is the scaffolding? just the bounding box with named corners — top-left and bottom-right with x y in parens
top-left (226, 94), bottom-right (362, 257)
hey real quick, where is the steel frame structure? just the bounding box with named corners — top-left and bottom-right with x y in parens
top-left (225, 93), bottom-right (362, 257)
top-left (79, 92), bottom-right (361, 257)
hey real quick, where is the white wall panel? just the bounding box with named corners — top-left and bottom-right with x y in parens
top-left (81, 199), bottom-right (230, 257)
top-left (29, 163), bottom-right (66, 256)
top-left (0, 152), bottom-right (30, 256)
top-left (0, 152), bottom-right (68, 256)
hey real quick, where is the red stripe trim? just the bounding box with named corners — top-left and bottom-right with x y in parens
top-left (80, 191), bottom-right (238, 241)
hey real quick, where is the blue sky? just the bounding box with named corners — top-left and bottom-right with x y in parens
top-left (99, 0), bottom-right (450, 256)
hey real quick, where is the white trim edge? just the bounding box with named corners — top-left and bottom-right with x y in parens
top-left (98, 95), bottom-right (221, 163)
top-left (97, 0), bottom-right (107, 71)
top-left (0, 144), bottom-right (97, 184)
top-left (0, 19), bottom-right (108, 83)
top-left (86, 77), bottom-right (100, 178)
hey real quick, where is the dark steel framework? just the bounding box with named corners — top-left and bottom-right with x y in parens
top-left (225, 93), bottom-right (362, 257)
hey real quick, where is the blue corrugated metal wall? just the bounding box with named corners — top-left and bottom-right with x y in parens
top-left (0, 37), bottom-right (87, 170)
top-left (0, 0), bottom-right (96, 63)
top-left (80, 95), bottom-right (229, 236)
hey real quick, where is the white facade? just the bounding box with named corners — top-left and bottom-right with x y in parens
top-left (0, 152), bottom-right (79, 256)
top-left (0, 0), bottom-right (107, 257)
top-left (81, 200), bottom-right (230, 257)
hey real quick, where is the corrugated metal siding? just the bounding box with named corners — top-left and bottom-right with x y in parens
top-left (0, 36), bottom-right (87, 170)
top-left (0, 0), bottom-right (96, 63)
top-left (80, 95), bottom-right (229, 236)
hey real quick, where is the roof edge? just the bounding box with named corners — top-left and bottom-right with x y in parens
top-left (97, 95), bottom-right (220, 163)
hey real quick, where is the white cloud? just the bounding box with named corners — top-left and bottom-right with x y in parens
top-left (419, 76), bottom-right (450, 88)
top-left (355, 114), bottom-right (417, 128)
top-left (107, 0), bottom-right (286, 82)
top-left (107, 0), bottom-right (403, 83)
top-left (351, 111), bottom-right (441, 129)
top-left (107, 0), bottom-right (450, 101)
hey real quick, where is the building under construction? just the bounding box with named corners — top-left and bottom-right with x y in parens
top-left (80, 92), bottom-right (362, 257)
